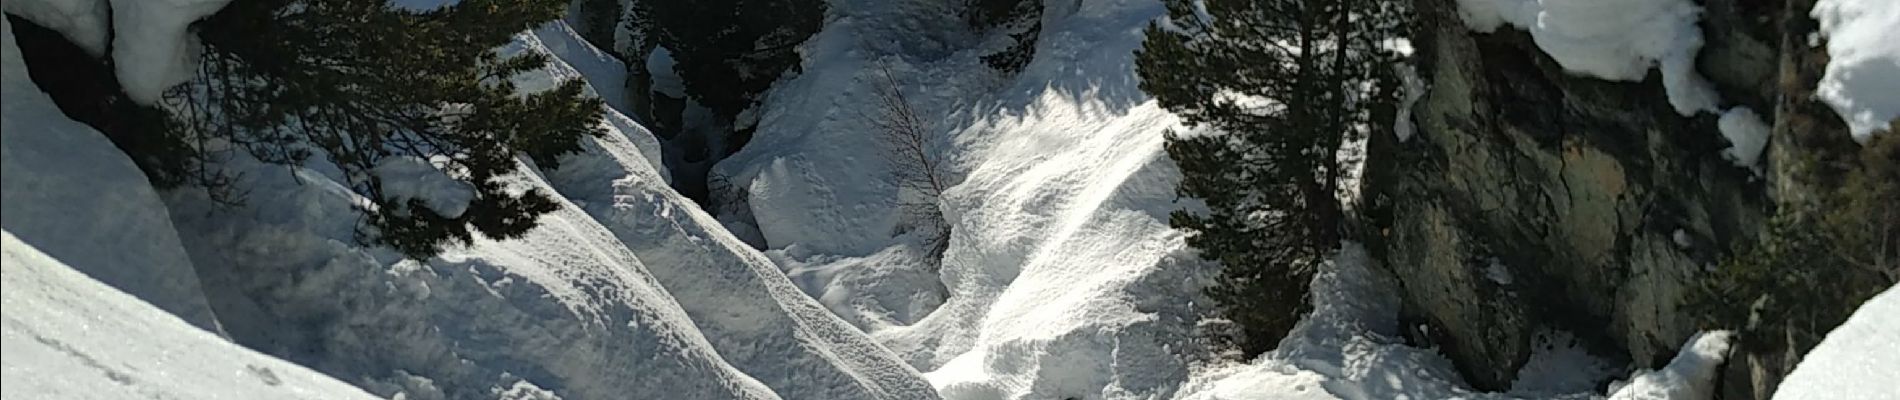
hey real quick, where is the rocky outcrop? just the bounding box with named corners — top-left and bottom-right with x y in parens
top-left (1362, 0), bottom-right (1789, 392)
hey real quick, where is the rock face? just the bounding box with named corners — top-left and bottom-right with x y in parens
top-left (1362, 0), bottom-right (1790, 392)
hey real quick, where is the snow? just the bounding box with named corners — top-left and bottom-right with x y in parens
top-left (1512, 330), bottom-right (1617, 395)
top-left (0, 0), bottom-right (1785, 397)
top-left (1454, 0), bottom-right (1787, 169)
top-left (1, 17), bottom-right (222, 332)
top-left (146, 20), bottom-right (927, 400)
top-left (1486, 258), bottom-right (1516, 286)
top-left (1774, 285), bottom-right (1900, 399)
top-left (1605, 331), bottom-right (1733, 400)
top-left (2, 0), bottom-right (233, 104)
top-left (1455, 0), bottom-right (1719, 116)
top-left (1718, 107), bottom-right (1770, 168)
top-left (719, 0), bottom-right (1748, 398)
top-left (108, 0), bottom-right (233, 105)
top-left (1, 0), bottom-right (109, 55)
top-left (370, 156), bottom-right (476, 218)
top-left (648, 47), bottom-right (686, 97)
top-left (1, 232), bottom-right (381, 400)
top-left (1810, 0), bottom-right (1900, 142)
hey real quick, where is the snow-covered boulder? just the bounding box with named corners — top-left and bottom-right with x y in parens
top-left (1, 17), bottom-right (221, 332)
top-left (107, 0), bottom-right (232, 105)
top-left (1774, 285), bottom-right (1900, 399)
top-left (1, 231), bottom-right (378, 400)
top-left (1811, 0), bottom-right (1900, 142)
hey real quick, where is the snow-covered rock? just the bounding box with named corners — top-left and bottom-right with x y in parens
top-left (1, 0), bottom-right (109, 55)
top-left (3, 0), bottom-right (232, 104)
top-left (1455, 0), bottom-right (1719, 116)
top-left (1810, 0), bottom-right (1900, 142)
top-left (1, 17), bottom-right (221, 332)
top-left (1774, 285), bottom-right (1900, 399)
top-left (1605, 331), bottom-right (1733, 400)
top-left (1, 231), bottom-right (378, 400)
top-left (1718, 107), bottom-right (1771, 168)
top-left (371, 156), bottom-right (477, 218)
top-left (107, 0), bottom-right (232, 105)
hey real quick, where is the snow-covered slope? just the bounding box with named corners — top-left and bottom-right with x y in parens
top-left (716, 0), bottom-right (1746, 399)
top-left (155, 21), bottom-right (931, 400)
top-left (1774, 285), bottom-right (1900, 399)
top-left (715, 1), bottom-right (1205, 398)
top-left (0, 16), bottom-right (221, 332)
top-left (0, 232), bottom-right (379, 400)
top-left (529, 23), bottom-right (940, 400)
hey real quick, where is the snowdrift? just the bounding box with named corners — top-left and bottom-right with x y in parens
top-left (1775, 285), bottom-right (1900, 399)
top-left (0, 232), bottom-right (379, 400)
top-left (0, 16), bottom-right (222, 332)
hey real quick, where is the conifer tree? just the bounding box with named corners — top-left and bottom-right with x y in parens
top-left (1135, 0), bottom-right (1407, 355)
top-left (644, 0), bottom-right (824, 124)
top-left (159, 0), bottom-right (605, 259)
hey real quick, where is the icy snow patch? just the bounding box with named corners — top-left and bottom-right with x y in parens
top-left (2, 232), bottom-right (379, 400)
top-left (1811, 0), bottom-right (1900, 142)
top-left (1718, 107), bottom-right (1771, 168)
top-left (1774, 285), bottom-right (1900, 399)
top-left (2, 17), bottom-right (221, 331)
top-left (371, 156), bottom-right (475, 218)
top-left (108, 0), bottom-right (232, 105)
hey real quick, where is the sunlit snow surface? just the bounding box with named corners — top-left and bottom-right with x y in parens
top-left (0, 0), bottom-right (1774, 397)
top-left (1811, 0), bottom-right (1900, 142)
top-left (1, 233), bottom-right (379, 400)
top-left (1775, 286), bottom-right (1900, 400)
top-left (718, 0), bottom-right (1737, 399)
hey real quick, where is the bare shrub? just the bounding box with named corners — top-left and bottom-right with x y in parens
top-left (864, 62), bottom-right (952, 257)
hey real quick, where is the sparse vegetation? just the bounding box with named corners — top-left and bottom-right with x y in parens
top-left (865, 62), bottom-right (953, 257)
top-left (147, 0), bottom-right (605, 259)
top-left (1690, 133), bottom-right (1898, 349)
top-left (1134, 0), bottom-right (1408, 355)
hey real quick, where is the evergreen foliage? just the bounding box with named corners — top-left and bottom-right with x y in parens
top-left (156, 0), bottom-right (604, 259)
top-left (643, 0), bottom-right (825, 123)
top-left (1690, 134), bottom-right (1898, 350)
top-left (1135, 0), bottom-right (1407, 355)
